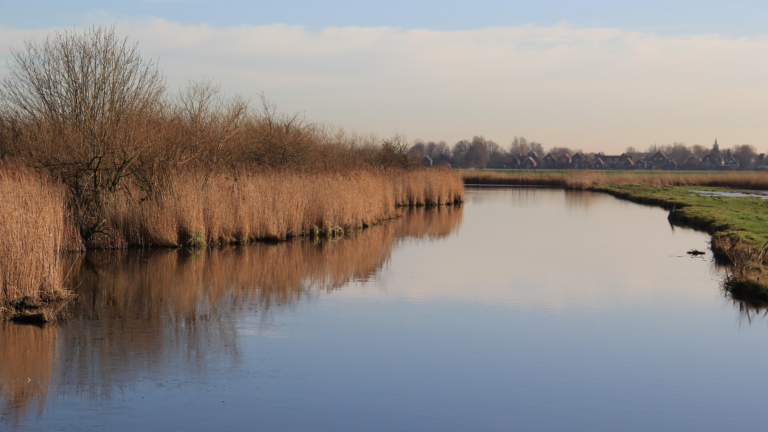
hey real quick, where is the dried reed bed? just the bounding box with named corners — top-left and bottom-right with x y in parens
top-left (95, 167), bottom-right (463, 248)
top-left (461, 170), bottom-right (768, 190)
top-left (0, 323), bottom-right (58, 425)
top-left (0, 164), bottom-right (73, 309)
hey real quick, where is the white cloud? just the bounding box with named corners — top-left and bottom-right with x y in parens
top-left (2, 19), bottom-right (768, 151)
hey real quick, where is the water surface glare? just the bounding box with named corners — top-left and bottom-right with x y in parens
top-left (3, 187), bottom-right (767, 431)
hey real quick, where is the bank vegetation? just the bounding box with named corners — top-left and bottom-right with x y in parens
top-left (0, 26), bottom-right (463, 318)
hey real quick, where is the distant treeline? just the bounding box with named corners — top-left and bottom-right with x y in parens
top-left (410, 136), bottom-right (763, 169)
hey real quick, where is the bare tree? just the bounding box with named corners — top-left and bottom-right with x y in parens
top-left (377, 134), bottom-right (416, 168)
top-left (509, 136), bottom-right (530, 156)
top-left (0, 26), bottom-right (166, 239)
top-left (245, 94), bottom-right (317, 168)
top-left (732, 144), bottom-right (757, 168)
top-left (452, 140), bottom-right (470, 167)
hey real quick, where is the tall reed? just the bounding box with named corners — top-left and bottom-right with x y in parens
top-left (93, 166), bottom-right (463, 248)
top-left (0, 163), bottom-right (69, 308)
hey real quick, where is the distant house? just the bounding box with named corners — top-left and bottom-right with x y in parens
top-left (542, 153), bottom-right (557, 167)
top-left (701, 153), bottom-right (722, 170)
top-left (522, 157), bottom-right (538, 169)
top-left (724, 151), bottom-right (739, 170)
top-left (621, 158), bottom-right (635, 169)
top-left (663, 160), bottom-right (678, 170)
top-left (571, 153), bottom-right (590, 169)
top-left (593, 157), bottom-right (607, 169)
top-left (682, 155), bottom-right (701, 170)
top-left (598, 154), bottom-right (630, 169)
top-left (420, 155), bottom-right (433, 166)
top-left (635, 160), bottom-right (648, 170)
top-left (556, 153), bottom-right (572, 169)
top-left (647, 151), bottom-right (670, 169)
top-left (701, 139), bottom-right (723, 170)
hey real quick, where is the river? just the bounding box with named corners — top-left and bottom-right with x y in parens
top-left (2, 187), bottom-right (766, 431)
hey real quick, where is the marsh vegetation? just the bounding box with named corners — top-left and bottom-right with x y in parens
top-left (0, 27), bottom-right (463, 315)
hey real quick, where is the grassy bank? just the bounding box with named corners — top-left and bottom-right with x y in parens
top-left (462, 169), bottom-right (768, 301)
top-left (461, 169), bottom-right (768, 190)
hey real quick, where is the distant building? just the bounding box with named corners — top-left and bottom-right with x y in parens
top-left (420, 155), bottom-right (433, 166)
top-left (542, 153), bottom-right (557, 167)
top-left (647, 150), bottom-right (670, 169)
top-left (556, 154), bottom-right (572, 169)
top-left (663, 160), bottom-right (678, 170)
top-left (682, 155), bottom-right (701, 170)
top-left (701, 139), bottom-right (723, 170)
top-left (593, 157), bottom-right (607, 169)
top-left (522, 157), bottom-right (538, 169)
top-left (571, 153), bottom-right (590, 169)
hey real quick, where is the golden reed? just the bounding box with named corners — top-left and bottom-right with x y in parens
top-left (94, 166), bottom-right (464, 249)
top-left (0, 163), bottom-right (72, 313)
top-left (0, 164), bottom-right (463, 308)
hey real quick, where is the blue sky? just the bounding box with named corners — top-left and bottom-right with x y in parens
top-left (4, 0), bottom-right (767, 36)
top-left (2, 1), bottom-right (768, 151)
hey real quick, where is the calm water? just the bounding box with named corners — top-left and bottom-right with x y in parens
top-left (2, 187), bottom-right (767, 431)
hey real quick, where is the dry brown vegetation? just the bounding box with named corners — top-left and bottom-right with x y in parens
top-left (0, 26), bottom-right (463, 311)
top-left (461, 170), bottom-right (768, 190)
top-left (92, 166), bottom-right (463, 249)
top-left (0, 163), bottom-right (77, 318)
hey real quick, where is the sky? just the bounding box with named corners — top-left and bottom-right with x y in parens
top-left (1, 1), bottom-right (767, 152)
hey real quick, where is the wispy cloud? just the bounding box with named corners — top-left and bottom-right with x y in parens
top-left (2, 19), bottom-right (767, 150)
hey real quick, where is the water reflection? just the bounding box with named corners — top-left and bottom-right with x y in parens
top-left (0, 205), bottom-right (463, 426)
top-left (0, 324), bottom-right (58, 427)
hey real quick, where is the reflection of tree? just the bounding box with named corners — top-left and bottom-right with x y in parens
top-left (0, 205), bottom-right (463, 424)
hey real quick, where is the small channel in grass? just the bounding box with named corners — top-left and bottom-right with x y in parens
top-left (690, 189), bottom-right (768, 199)
top-left (4, 187), bottom-right (768, 432)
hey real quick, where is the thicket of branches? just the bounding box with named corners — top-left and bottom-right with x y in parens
top-left (0, 26), bottom-right (420, 241)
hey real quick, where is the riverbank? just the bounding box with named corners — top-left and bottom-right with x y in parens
top-left (0, 164), bottom-right (463, 321)
top-left (462, 169), bottom-right (768, 300)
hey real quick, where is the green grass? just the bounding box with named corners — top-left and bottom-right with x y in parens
top-left (593, 185), bottom-right (768, 248)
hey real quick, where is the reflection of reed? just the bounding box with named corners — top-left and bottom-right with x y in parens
top-left (393, 205), bottom-right (463, 241)
top-left (0, 204), bottom-right (464, 423)
top-left (0, 324), bottom-right (58, 427)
